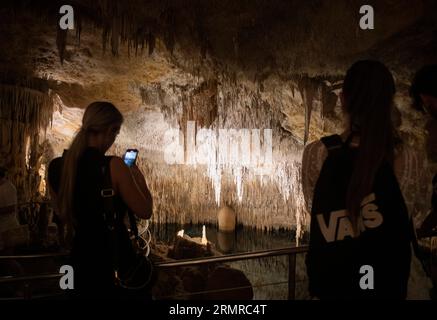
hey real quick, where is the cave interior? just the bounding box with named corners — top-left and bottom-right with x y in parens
top-left (0, 0), bottom-right (436, 300)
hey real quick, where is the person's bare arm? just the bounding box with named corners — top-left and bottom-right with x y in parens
top-left (110, 157), bottom-right (153, 219)
top-left (130, 165), bottom-right (153, 201)
top-left (301, 146), bottom-right (312, 212)
top-left (302, 141), bottom-right (326, 213)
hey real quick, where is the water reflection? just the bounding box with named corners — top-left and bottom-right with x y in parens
top-left (217, 231), bottom-right (235, 253)
top-left (150, 223), bottom-right (301, 254)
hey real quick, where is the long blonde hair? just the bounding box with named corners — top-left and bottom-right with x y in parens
top-left (58, 101), bottom-right (123, 231)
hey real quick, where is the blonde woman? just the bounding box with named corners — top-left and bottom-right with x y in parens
top-left (48, 101), bottom-right (153, 298)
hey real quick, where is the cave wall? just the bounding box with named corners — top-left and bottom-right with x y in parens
top-left (1, 1), bottom-right (437, 238)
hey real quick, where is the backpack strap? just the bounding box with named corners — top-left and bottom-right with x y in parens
top-left (127, 209), bottom-right (139, 240)
top-left (101, 156), bottom-right (116, 228)
top-left (100, 157), bottom-right (121, 279)
top-left (320, 134), bottom-right (344, 155)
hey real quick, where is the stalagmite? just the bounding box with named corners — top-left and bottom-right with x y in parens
top-left (201, 225), bottom-right (207, 245)
top-left (218, 205), bottom-right (236, 232)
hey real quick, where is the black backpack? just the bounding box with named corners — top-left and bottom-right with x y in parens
top-left (306, 134), bottom-right (412, 299)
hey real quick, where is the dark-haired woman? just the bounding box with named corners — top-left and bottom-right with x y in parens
top-left (302, 60), bottom-right (432, 299)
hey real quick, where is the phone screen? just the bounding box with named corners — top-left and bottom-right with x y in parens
top-left (124, 149), bottom-right (138, 167)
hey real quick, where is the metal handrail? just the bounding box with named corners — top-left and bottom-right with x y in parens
top-left (0, 252), bottom-right (69, 260)
top-left (0, 274), bottom-right (61, 284)
top-left (0, 246), bottom-right (308, 299)
top-left (153, 246), bottom-right (308, 300)
top-left (154, 246), bottom-right (308, 268)
top-left (0, 292), bottom-right (66, 301)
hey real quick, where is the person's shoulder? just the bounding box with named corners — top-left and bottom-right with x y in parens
top-left (303, 139), bottom-right (326, 157)
top-left (302, 138), bottom-right (328, 170)
top-left (109, 156), bottom-right (128, 170)
top-left (109, 156), bottom-right (124, 164)
top-left (305, 139), bottom-right (324, 150)
top-left (48, 156), bottom-right (63, 170)
top-left (48, 156), bottom-right (63, 182)
top-left (109, 157), bottom-right (130, 184)
top-left (49, 156), bottom-right (63, 164)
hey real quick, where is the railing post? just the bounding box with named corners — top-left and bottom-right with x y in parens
top-left (288, 253), bottom-right (296, 300)
top-left (23, 282), bottom-right (31, 300)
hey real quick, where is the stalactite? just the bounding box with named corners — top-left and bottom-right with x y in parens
top-left (162, 8), bottom-right (176, 54)
top-left (0, 76), bottom-right (54, 202)
top-left (75, 5), bottom-right (82, 46)
top-left (111, 17), bottom-right (120, 56)
top-left (56, 27), bottom-right (68, 64)
top-left (147, 32), bottom-right (156, 56)
top-left (112, 74), bottom-right (309, 241)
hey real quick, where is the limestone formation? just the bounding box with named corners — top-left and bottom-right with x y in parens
top-left (0, 1), bottom-right (436, 242)
top-left (218, 205), bottom-right (236, 232)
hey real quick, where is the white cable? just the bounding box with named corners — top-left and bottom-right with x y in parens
top-left (138, 219), bottom-right (152, 256)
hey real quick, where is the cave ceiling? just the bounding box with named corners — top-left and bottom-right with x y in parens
top-left (1, 0), bottom-right (436, 229)
top-left (0, 0), bottom-right (436, 154)
top-left (0, 0), bottom-right (436, 113)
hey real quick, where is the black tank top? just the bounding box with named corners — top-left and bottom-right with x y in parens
top-left (71, 147), bottom-right (131, 292)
